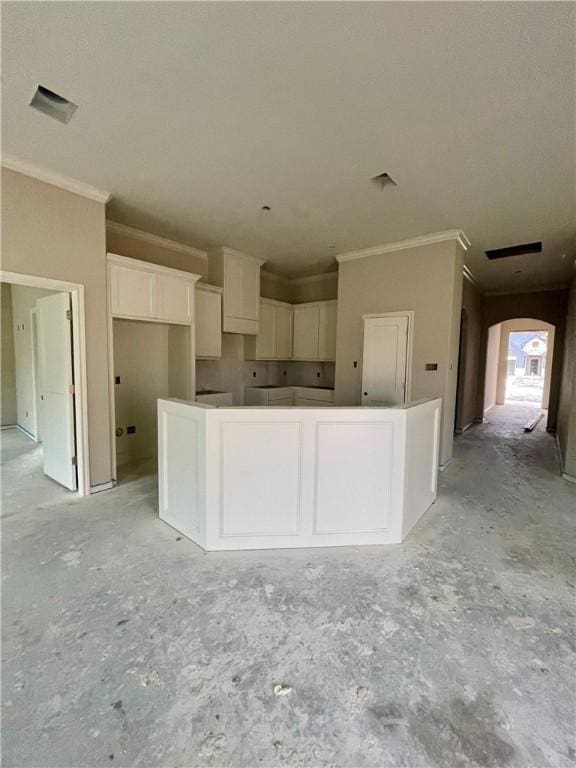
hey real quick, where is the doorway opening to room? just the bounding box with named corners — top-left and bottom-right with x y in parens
top-left (505, 330), bottom-right (549, 407)
top-left (0, 273), bottom-right (89, 499)
top-left (482, 318), bottom-right (556, 427)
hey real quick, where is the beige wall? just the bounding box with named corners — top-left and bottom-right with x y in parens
top-left (334, 240), bottom-right (463, 466)
top-left (1, 283), bottom-right (17, 425)
top-left (106, 225), bottom-right (208, 278)
top-left (557, 277), bottom-right (576, 479)
top-left (1, 168), bottom-right (112, 486)
top-left (495, 319), bottom-right (555, 408)
top-left (455, 278), bottom-right (483, 432)
top-left (291, 273), bottom-right (338, 304)
top-left (260, 272), bottom-right (292, 303)
top-left (484, 323), bottom-right (501, 413)
top-left (11, 285), bottom-right (58, 435)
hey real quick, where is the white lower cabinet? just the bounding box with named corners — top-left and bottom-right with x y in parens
top-left (244, 386), bottom-right (333, 407)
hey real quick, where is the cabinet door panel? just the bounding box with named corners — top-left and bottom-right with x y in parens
top-left (158, 275), bottom-right (195, 323)
top-left (196, 290), bottom-right (222, 358)
top-left (255, 301), bottom-right (276, 359)
top-left (224, 255), bottom-right (259, 321)
top-left (292, 306), bottom-right (319, 359)
top-left (110, 264), bottom-right (156, 318)
top-left (318, 303), bottom-right (337, 360)
top-left (275, 305), bottom-right (293, 359)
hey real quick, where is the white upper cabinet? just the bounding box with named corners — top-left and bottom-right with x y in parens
top-left (195, 284), bottom-right (222, 358)
top-left (108, 254), bottom-right (200, 325)
top-left (245, 299), bottom-right (293, 360)
top-left (293, 305), bottom-right (320, 359)
top-left (109, 262), bottom-right (156, 319)
top-left (157, 274), bottom-right (196, 324)
top-left (318, 302), bottom-right (337, 361)
top-left (293, 301), bottom-right (337, 361)
top-left (209, 247), bottom-right (266, 335)
top-left (275, 303), bottom-right (293, 359)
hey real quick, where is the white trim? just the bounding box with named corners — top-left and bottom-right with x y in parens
top-left (196, 282), bottom-right (222, 295)
top-left (106, 221), bottom-right (207, 261)
top-left (1, 154), bottom-right (111, 204)
top-left (16, 424), bottom-right (35, 440)
top-left (336, 230), bottom-right (471, 264)
top-left (90, 480), bottom-right (116, 494)
top-left (212, 246), bottom-right (266, 267)
top-left (107, 253), bottom-right (201, 282)
top-left (462, 265), bottom-right (479, 288)
top-left (0, 270), bottom-right (91, 497)
top-left (438, 457), bottom-right (454, 472)
top-left (361, 310), bottom-right (415, 404)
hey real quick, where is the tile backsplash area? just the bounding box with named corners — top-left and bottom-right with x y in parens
top-left (196, 334), bottom-right (335, 405)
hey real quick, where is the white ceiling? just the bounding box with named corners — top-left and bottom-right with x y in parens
top-left (2, 2), bottom-right (575, 291)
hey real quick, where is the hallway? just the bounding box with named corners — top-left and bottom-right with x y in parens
top-left (2, 405), bottom-right (575, 768)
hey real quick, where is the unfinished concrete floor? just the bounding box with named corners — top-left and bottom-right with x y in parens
top-left (2, 405), bottom-right (575, 768)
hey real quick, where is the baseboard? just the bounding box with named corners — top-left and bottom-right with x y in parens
top-left (90, 480), bottom-right (116, 494)
top-left (0, 424), bottom-right (17, 431)
top-left (16, 424), bottom-right (36, 440)
top-left (473, 417), bottom-right (485, 424)
top-left (562, 472), bottom-right (576, 485)
top-left (439, 457), bottom-right (453, 472)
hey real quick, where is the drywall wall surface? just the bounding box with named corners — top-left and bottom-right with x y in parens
top-left (1, 283), bottom-right (17, 425)
top-left (107, 225), bottom-right (208, 278)
top-left (334, 239), bottom-right (463, 465)
top-left (456, 278), bottom-right (483, 432)
top-left (11, 285), bottom-right (58, 435)
top-left (484, 323), bottom-right (502, 413)
top-left (481, 289), bottom-right (568, 431)
top-left (113, 319), bottom-right (171, 464)
top-left (291, 272), bottom-right (338, 303)
top-left (1, 169), bottom-right (112, 485)
top-left (495, 319), bottom-right (555, 408)
top-left (261, 272), bottom-right (292, 303)
top-left (557, 277), bottom-right (576, 478)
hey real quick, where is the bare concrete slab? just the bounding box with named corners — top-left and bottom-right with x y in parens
top-left (1, 405), bottom-right (575, 767)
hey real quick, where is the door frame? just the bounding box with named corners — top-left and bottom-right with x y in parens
top-left (0, 271), bottom-right (90, 496)
top-left (361, 311), bottom-right (414, 403)
top-left (29, 307), bottom-right (42, 443)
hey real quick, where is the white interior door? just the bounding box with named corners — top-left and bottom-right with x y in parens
top-left (361, 315), bottom-right (409, 406)
top-left (37, 293), bottom-right (77, 490)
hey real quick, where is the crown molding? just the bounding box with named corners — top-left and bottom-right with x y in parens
top-left (336, 230), bottom-right (471, 264)
top-left (106, 221), bottom-right (207, 260)
top-left (1, 154), bottom-right (111, 204)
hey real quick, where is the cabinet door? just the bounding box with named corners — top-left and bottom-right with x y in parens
top-left (224, 253), bottom-right (259, 322)
top-left (255, 301), bottom-right (276, 359)
top-left (318, 303), bottom-right (337, 360)
top-left (196, 289), bottom-right (222, 358)
top-left (110, 264), bottom-right (156, 319)
top-left (275, 305), bottom-right (293, 359)
top-left (292, 305), bottom-right (319, 359)
top-left (157, 274), bottom-right (195, 324)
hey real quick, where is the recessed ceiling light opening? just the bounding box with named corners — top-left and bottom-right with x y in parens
top-left (30, 85), bottom-right (77, 124)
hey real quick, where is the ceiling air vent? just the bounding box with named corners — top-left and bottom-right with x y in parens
top-left (371, 172), bottom-right (397, 190)
top-left (30, 85), bottom-right (77, 124)
top-left (485, 241), bottom-right (542, 260)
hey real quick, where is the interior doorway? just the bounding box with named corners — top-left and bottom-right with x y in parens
top-left (505, 330), bottom-right (549, 406)
top-left (0, 273), bottom-right (89, 496)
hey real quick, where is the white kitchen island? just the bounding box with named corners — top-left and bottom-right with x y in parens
top-left (157, 397), bottom-right (441, 551)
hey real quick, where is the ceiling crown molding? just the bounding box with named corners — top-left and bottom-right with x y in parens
top-left (106, 221), bottom-right (207, 260)
top-left (336, 230), bottom-right (471, 264)
top-left (1, 154), bottom-right (111, 204)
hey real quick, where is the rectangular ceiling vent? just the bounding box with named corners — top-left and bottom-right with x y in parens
top-left (485, 241), bottom-right (542, 260)
top-left (30, 85), bottom-right (77, 124)
top-left (371, 172), bottom-right (397, 190)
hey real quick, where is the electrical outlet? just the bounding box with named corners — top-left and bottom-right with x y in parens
top-left (353, 361), bottom-right (358, 368)
top-left (115, 376), bottom-right (121, 384)
top-left (252, 371), bottom-right (257, 377)
top-left (316, 371), bottom-right (321, 377)
top-left (127, 425), bottom-right (136, 434)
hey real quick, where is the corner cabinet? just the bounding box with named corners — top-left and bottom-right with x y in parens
top-left (209, 247), bottom-right (266, 335)
top-left (108, 254), bottom-right (200, 325)
top-left (195, 284), bottom-right (223, 358)
top-left (245, 299), bottom-right (293, 360)
top-left (292, 301), bottom-right (337, 361)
